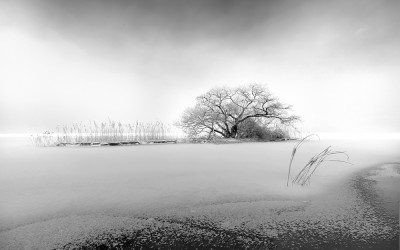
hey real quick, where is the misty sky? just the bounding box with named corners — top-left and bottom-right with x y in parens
top-left (0, 0), bottom-right (399, 134)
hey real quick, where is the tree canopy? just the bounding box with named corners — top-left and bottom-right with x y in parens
top-left (179, 84), bottom-right (299, 138)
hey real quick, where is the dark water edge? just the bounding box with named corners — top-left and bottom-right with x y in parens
top-left (273, 163), bottom-right (400, 250)
top-left (356, 163), bottom-right (400, 217)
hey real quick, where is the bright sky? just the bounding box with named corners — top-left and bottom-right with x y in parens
top-left (0, 0), bottom-right (399, 134)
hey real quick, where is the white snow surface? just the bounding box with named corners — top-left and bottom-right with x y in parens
top-left (0, 136), bottom-right (399, 248)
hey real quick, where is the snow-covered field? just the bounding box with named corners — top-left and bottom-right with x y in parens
top-left (0, 136), bottom-right (399, 249)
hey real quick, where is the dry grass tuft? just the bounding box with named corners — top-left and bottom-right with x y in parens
top-left (287, 134), bottom-right (319, 186)
top-left (287, 134), bottom-right (352, 186)
top-left (291, 146), bottom-right (353, 186)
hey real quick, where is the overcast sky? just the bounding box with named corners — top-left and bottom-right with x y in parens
top-left (0, 0), bottom-right (399, 134)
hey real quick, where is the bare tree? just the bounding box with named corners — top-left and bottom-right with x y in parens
top-left (179, 84), bottom-right (299, 138)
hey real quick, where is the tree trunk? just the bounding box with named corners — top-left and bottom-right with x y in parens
top-left (230, 125), bottom-right (238, 138)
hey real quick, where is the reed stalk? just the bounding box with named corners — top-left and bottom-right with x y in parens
top-left (291, 146), bottom-right (353, 186)
top-left (287, 134), bottom-right (352, 186)
top-left (287, 134), bottom-right (319, 186)
top-left (31, 119), bottom-right (177, 147)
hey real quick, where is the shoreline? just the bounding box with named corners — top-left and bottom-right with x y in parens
top-left (352, 162), bottom-right (400, 218)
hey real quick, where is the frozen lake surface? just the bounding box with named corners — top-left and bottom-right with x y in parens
top-left (0, 136), bottom-right (399, 249)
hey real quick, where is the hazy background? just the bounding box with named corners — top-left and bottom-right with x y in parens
top-left (1, 0), bottom-right (399, 134)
